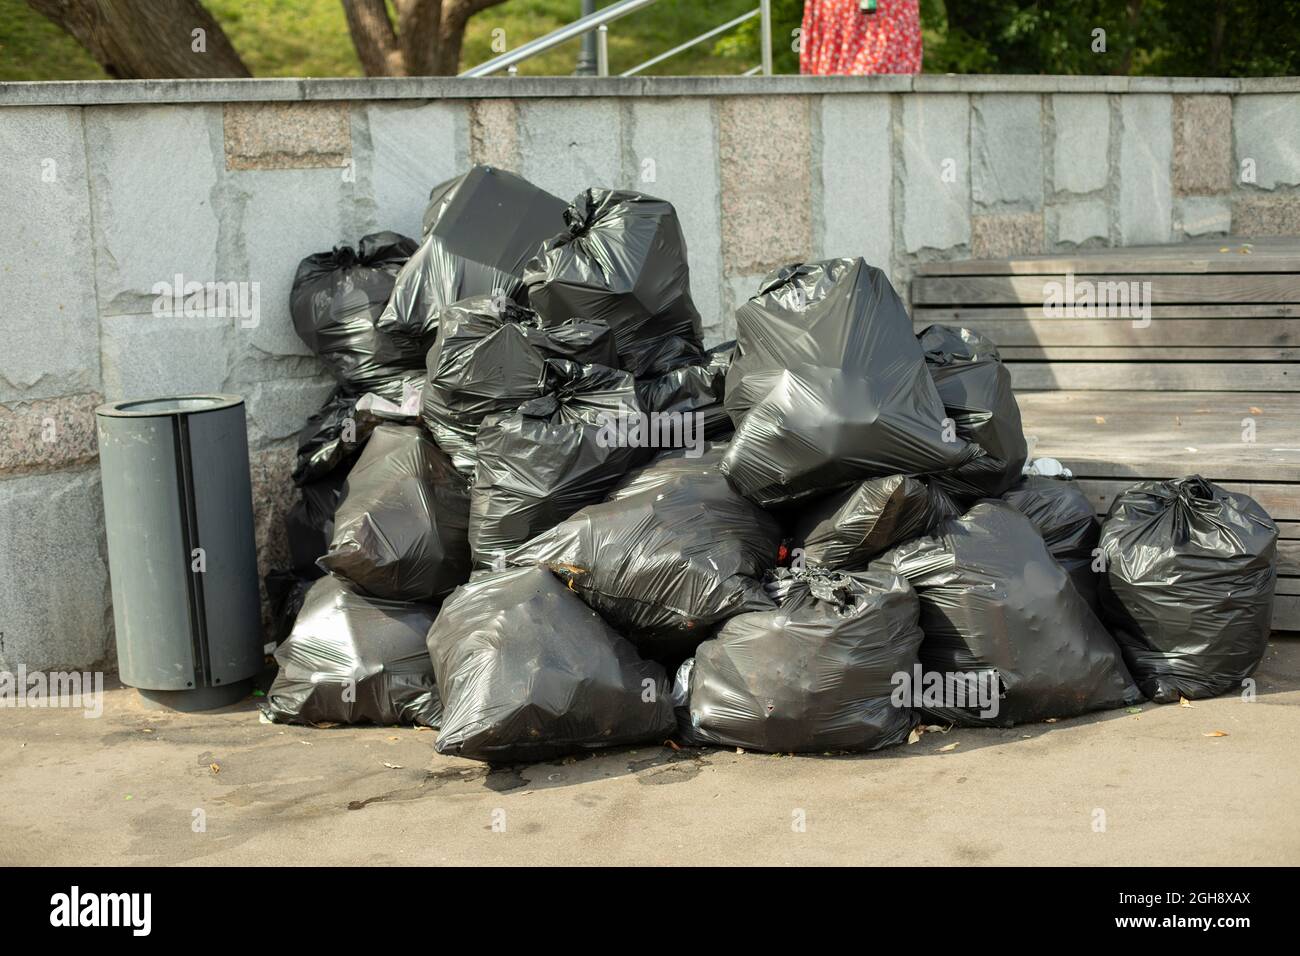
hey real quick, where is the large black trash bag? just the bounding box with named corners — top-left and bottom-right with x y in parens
top-left (290, 232), bottom-right (423, 394)
top-left (265, 575), bottom-right (442, 727)
top-left (635, 340), bottom-right (735, 442)
top-left (420, 164), bottom-right (569, 256)
top-left (789, 475), bottom-right (959, 571)
top-left (1099, 476), bottom-right (1277, 703)
top-left (1002, 476), bottom-right (1102, 612)
top-left (292, 378), bottom-right (424, 485)
top-left (674, 566), bottom-right (924, 753)
top-left (286, 471), bottom-right (347, 578)
top-left (505, 445), bottom-right (781, 660)
top-left (378, 167), bottom-right (568, 354)
top-left (721, 258), bottom-right (976, 507)
top-left (428, 565), bottom-right (675, 762)
top-left (524, 188), bottom-right (705, 376)
top-left (469, 359), bottom-right (643, 568)
top-left (319, 424), bottom-right (471, 601)
top-left (420, 295), bottom-right (617, 472)
top-left (918, 325), bottom-right (1027, 502)
top-left (265, 570), bottom-right (313, 646)
top-left (886, 501), bottom-right (1141, 727)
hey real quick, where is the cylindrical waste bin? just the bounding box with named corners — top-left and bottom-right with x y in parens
top-left (95, 395), bottom-right (263, 710)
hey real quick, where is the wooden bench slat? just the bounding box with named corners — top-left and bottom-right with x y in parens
top-left (912, 238), bottom-right (1300, 276)
top-left (1272, 594), bottom-right (1299, 632)
top-left (1010, 363), bottom-right (1298, 391)
top-left (913, 274), bottom-right (1300, 306)
top-left (914, 305), bottom-right (1300, 321)
top-left (1075, 478), bottom-right (1300, 521)
top-left (1016, 389), bottom-right (1300, 482)
top-left (913, 317), bottom-right (1300, 347)
top-left (1001, 347), bottom-right (1300, 360)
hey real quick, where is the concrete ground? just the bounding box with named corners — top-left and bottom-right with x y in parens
top-left (2, 639), bottom-right (1298, 867)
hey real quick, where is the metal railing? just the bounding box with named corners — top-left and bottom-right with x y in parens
top-left (460, 0), bottom-right (773, 78)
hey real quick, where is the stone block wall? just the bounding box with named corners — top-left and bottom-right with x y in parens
top-left (1, 75), bottom-right (1297, 670)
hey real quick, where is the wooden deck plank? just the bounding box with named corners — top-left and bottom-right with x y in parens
top-left (913, 274), bottom-right (1300, 306)
top-left (914, 305), bottom-right (1300, 322)
top-left (1075, 478), bottom-right (1300, 521)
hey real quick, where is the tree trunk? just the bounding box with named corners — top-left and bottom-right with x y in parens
top-left (342, 0), bottom-right (508, 77)
top-left (28, 0), bottom-right (250, 79)
top-left (342, 0), bottom-right (406, 76)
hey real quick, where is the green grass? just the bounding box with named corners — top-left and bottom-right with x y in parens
top-left (0, 0), bottom-right (758, 81)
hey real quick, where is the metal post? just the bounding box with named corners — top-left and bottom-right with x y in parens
top-left (760, 0), bottom-right (773, 75)
top-left (576, 0), bottom-right (597, 75)
top-left (597, 24), bottom-right (610, 76)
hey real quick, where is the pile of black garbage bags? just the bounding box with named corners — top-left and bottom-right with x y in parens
top-left (264, 165), bottom-right (1279, 763)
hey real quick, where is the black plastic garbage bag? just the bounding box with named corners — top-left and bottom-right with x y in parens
top-left (286, 472), bottom-right (347, 578)
top-left (635, 340), bottom-right (735, 443)
top-left (524, 188), bottom-right (705, 376)
top-left (265, 570), bottom-right (313, 647)
top-left (1003, 476), bottom-right (1102, 612)
top-left (469, 360), bottom-right (642, 567)
top-left (1099, 476), bottom-right (1277, 703)
top-left (789, 475), bottom-right (959, 571)
top-left (319, 424), bottom-right (471, 601)
top-left (721, 258), bottom-right (976, 507)
top-left (506, 446), bottom-right (781, 660)
top-left (378, 167), bottom-right (568, 353)
top-left (292, 380), bottom-right (425, 486)
top-left (420, 295), bottom-right (617, 472)
top-left (673, 566), bottom-right (924, 753)
top-left (918, 325), bottom-right (1027, 501)
top-left (886, 501), bottom-right (1142, 727)
top-left (428, 565), bottom-right (675, 762)
top-left (420, 164), bottom-right (569, 257)
top-left (265, 575), bottom-right (442, 727)
top-left (290, 232), bottom-right (422, 394)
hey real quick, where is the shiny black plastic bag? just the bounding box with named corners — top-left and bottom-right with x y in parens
top-left (1002, 476), bottom-right (1101, 612)
top-left (265, 575), bottom-right (442, 727)
top-left (789, 475), bottom-right (959, 571)
top-left (420, 295), bottom-right (617, 472)
top-left (319, 424), bottom-right (471, 601)
top-left (635, 340), bottom-right (735, 442)
top-left (469, 360), bottom-right (642, 567)
top-left (918, 325), bottom-right (1027, 501)
top-left (722, 258), bottom-right (976, 507)
top-left (292, 378), bottom-right (425, 485)
top-left (524, 188), bottom-right (705, 376)
top-left (290, 232), bottom-right (422, 394)
top-left (379, 167), bottom-right (568, 353)
top-left (286, 471), bottom-right (347, 578)
top-left (506, 446), bottom-right (781, 660)
top-left (420, 164), bottom-right (569, 258)
top-left (887, 501), bottom-right (1141, 727)
top-left (1099, 476), bottom-right (1277, 703)
top-left (674, 566), bottom-right (924, 753)
top-left (428, 565), bottom-right (675, 762)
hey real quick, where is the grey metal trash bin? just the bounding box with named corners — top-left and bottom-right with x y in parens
top-left (95, 395), bottom-right (263, 710)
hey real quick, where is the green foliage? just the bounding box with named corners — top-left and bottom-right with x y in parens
top-left (2, 0), bottom-right (1296, 80)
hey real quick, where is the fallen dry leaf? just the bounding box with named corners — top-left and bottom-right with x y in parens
top-left (1203, 731), bottom-right (1229, 738)
top-left (1045, 718), bottom-right (1058, 724)
top-left (382, 762), bottom-right (404, 769)
top-left (938, 742), bottom-right (959, 753)
top-left (1180, 696), bottom-right (1194, 708)
top-left (209, 762), bottom-right (220, 775)
top-left (1094, 416), bottom-right (1106, 425)
top-left (665, 738), bottom-right (682, 751)
top-left (1250, 406), bottom-right (1263, 415)
top-left (907, 727), bottom-right (923, 745)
